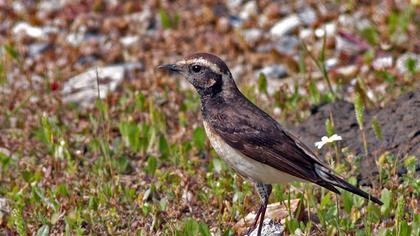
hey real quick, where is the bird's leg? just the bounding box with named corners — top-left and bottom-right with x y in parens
top-left (250, 203), bottom-right (263, 230)
top-left (247, 183), bottom-right (272, 236)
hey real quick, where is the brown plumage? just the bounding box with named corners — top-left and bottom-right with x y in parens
top-left (158, 53), bottom-right (382, 236)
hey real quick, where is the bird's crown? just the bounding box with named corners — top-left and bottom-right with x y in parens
top-left (179, 53), bottom-right (230, 75)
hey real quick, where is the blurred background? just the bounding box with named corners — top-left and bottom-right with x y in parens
top-left (0, 0), bottom-right (419, 235)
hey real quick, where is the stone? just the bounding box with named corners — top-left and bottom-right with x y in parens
top-left (270, 14), bottom-right (300, 38)
top-left (372, 55), bottom-right (393, 70)
top-left (241, 28), bottom-right (264, 46)
top-left (257, 65), bottom-right (288, 80)
top-left (274, 35), bottom-right (300, 55)
top-left (248, 218), bottom-right (285, 236)
top-left (297, 6), bottom-right (317, 25)
top-left (12, 22), bottom-right (44, 38)
top-left (62, 63), bottom-right (142, 108)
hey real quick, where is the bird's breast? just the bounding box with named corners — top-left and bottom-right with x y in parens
top-left (202, 121), bottom-right (300, 184)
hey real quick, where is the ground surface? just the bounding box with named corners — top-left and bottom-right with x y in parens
top-left (0, 0), bottom-right (419, 235)
top-left (293, 90), bottom-right (420, 183)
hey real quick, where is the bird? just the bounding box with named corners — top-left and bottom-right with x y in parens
top-left (158, 53), bottom-right (383, 236)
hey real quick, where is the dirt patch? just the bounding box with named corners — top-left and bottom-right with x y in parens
top-left (292, 90), bottom-right (420, 184)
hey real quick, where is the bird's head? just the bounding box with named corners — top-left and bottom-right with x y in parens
top-left (158, 53), bottom-right (237, 97)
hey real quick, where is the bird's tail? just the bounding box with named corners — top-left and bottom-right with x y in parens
top-left (315, 164), bottom-right (383, 205)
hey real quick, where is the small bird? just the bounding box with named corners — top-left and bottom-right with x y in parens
top-left (158, 53), bottom-right (382, 236)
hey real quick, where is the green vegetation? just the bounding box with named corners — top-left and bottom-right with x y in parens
top-left (0, 1), bottom-right (418, 235)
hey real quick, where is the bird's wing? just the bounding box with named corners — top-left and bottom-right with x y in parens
top-left (207, 103), bottom-right (330, 184)
top-left (205, 99), bottom-right (383, 205)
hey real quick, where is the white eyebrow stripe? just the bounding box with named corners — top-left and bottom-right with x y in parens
top-left (177, 57), bottom-right (222, 74)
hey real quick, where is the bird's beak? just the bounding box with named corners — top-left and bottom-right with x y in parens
top-left (157, 64), bottom-right (182, 73)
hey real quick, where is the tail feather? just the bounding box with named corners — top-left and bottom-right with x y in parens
top-left (315, 164), bottom-right (383, 205)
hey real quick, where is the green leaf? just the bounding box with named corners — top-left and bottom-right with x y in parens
top-left (159, 135), bottom-right (170, 160)
top-left (388, 11), bottom-right (398, 35)
top-left (399, 220), bottom-right (411, 236)
top-left (55, 184), bottom-right (69, 197)
top-left (51, 211), bottom-right (62, 225)
top-left (377, 71), bottom-right (397, 83)
top-left (412, 214), bottom-right (420, 236)
top-left (354, 92), bottom-right (365, 130)
top-left (406, 57), bottom-right (418, 74)
top-left (371, 116), bottom-right (383, 141)
top-left (160, 9), bottom-right (176, 29)
top-left (183, 218), bottom-right (199, 235)
top-left (135, 92), bottom-right (146, 111)
top-left (403, 156), bottom-right (417, 173)
top-left (308, 81), bottom-right (320, 104)
top-left (258, 73), bottom-right (268, 95)
top-left (116, 156), bottom-right (130, 173)
top-left (36, 225), bottom-right (50, 236)
top-left (396, 196), bottom-right (405, 221)
top-left (199, 222), bottom-right (211, 236)
top-left (223, 228), bottom-right (234, 236)
top-left (4, 44), bottom-right (19, 61)
top-left (212, 158), bottom-right (223, 174)
top-left (193, 127), bottom-right (206, 150)
top-left (0, 151), bottom-right (11, 170)
top-left (380, 188), bottom-right (392, 216)
top-left (118, 122), bottom-right (141, 153)
top-left (11, 208), bottom-right (26, 236)
top-left (286, 218), bottom-right (300, 235)
top-left (342, 191), bottom-right (353, 214)
top-left (361, 27), bottom-right (379, 45)
top-left (0, 63), bottom-right (5, 83)
top-left (325, 118), bottom-right (335, 137)
top-left (144, 156), bottom-right (158, 176)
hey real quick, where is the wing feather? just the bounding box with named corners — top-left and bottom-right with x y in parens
top-left (206, 104), bottom-right (326, 183)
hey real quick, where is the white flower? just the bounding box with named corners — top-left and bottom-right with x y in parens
top-left (314, 134), bottom-right (342, 149)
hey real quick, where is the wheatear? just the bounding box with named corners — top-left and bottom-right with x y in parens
top-left (158, 53), bottom-right (382, 236)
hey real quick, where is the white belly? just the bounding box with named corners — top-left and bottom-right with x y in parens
top-left (203, 121), bottom-right (302, 184)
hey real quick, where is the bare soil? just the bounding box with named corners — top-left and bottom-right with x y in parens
top-left (292, 90), bottom-right (420, 184)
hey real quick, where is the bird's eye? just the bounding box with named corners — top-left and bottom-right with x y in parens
top-left (191, 65), bottom-right (202, 73)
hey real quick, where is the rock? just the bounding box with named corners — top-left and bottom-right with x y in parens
top-left (257, 65), bottom-right (288, 80)
top-left (396, 53), bottom-right (420, 74)
top-left (241, 28), bottom-right (264, 46)
top-left (314, 22), bottom-right (336, 38)
top-left (0, 148), bottom-right (12, 158)
top-left (61, 63), bottom-right (143, 107)
top-left (274, 35), bottom-right (300, 55)
top-left (297, 6), bottom-right (317, 25)
top-left (226, 0), bottom-right (244, 12)
top-left (228, 15), bottom-right (244, 28)
top-left (66, 32), bottom-right (105, 46)
top-left (337, 14), bottom-right (354, 28)
top-left (0, 197), bottom-right (10, 220)
top-left (239, 1), bottom-right (258, 20)
top-left (325, 58), bottom-right (338, 70)
top-left (270, 14), bottom-right (300, 38)
top-left (230, 64), bottom-right (246, 82)
top-left (28, 43), bottom-right (53, 57)
top-left (13, 22), bottom-right (43, 38)
top-left (234, 199), bottom-right (301, 235)
top-left (126, 9), bottom-right (155, 31)
top-left (120, 35), bottom-right (140, 47)
top-left (335, 31), bottom-right (370, 55)
top-left (334, 64), bottom-right (358, 77)
top-left (248, 219), bottom-right (285, 236)
top-left (299, 28), bottom-right (313, 39)
top-left (372, 55), bottom-right (393, 70)
top-left (38, 0), bottom-right (68, 12)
